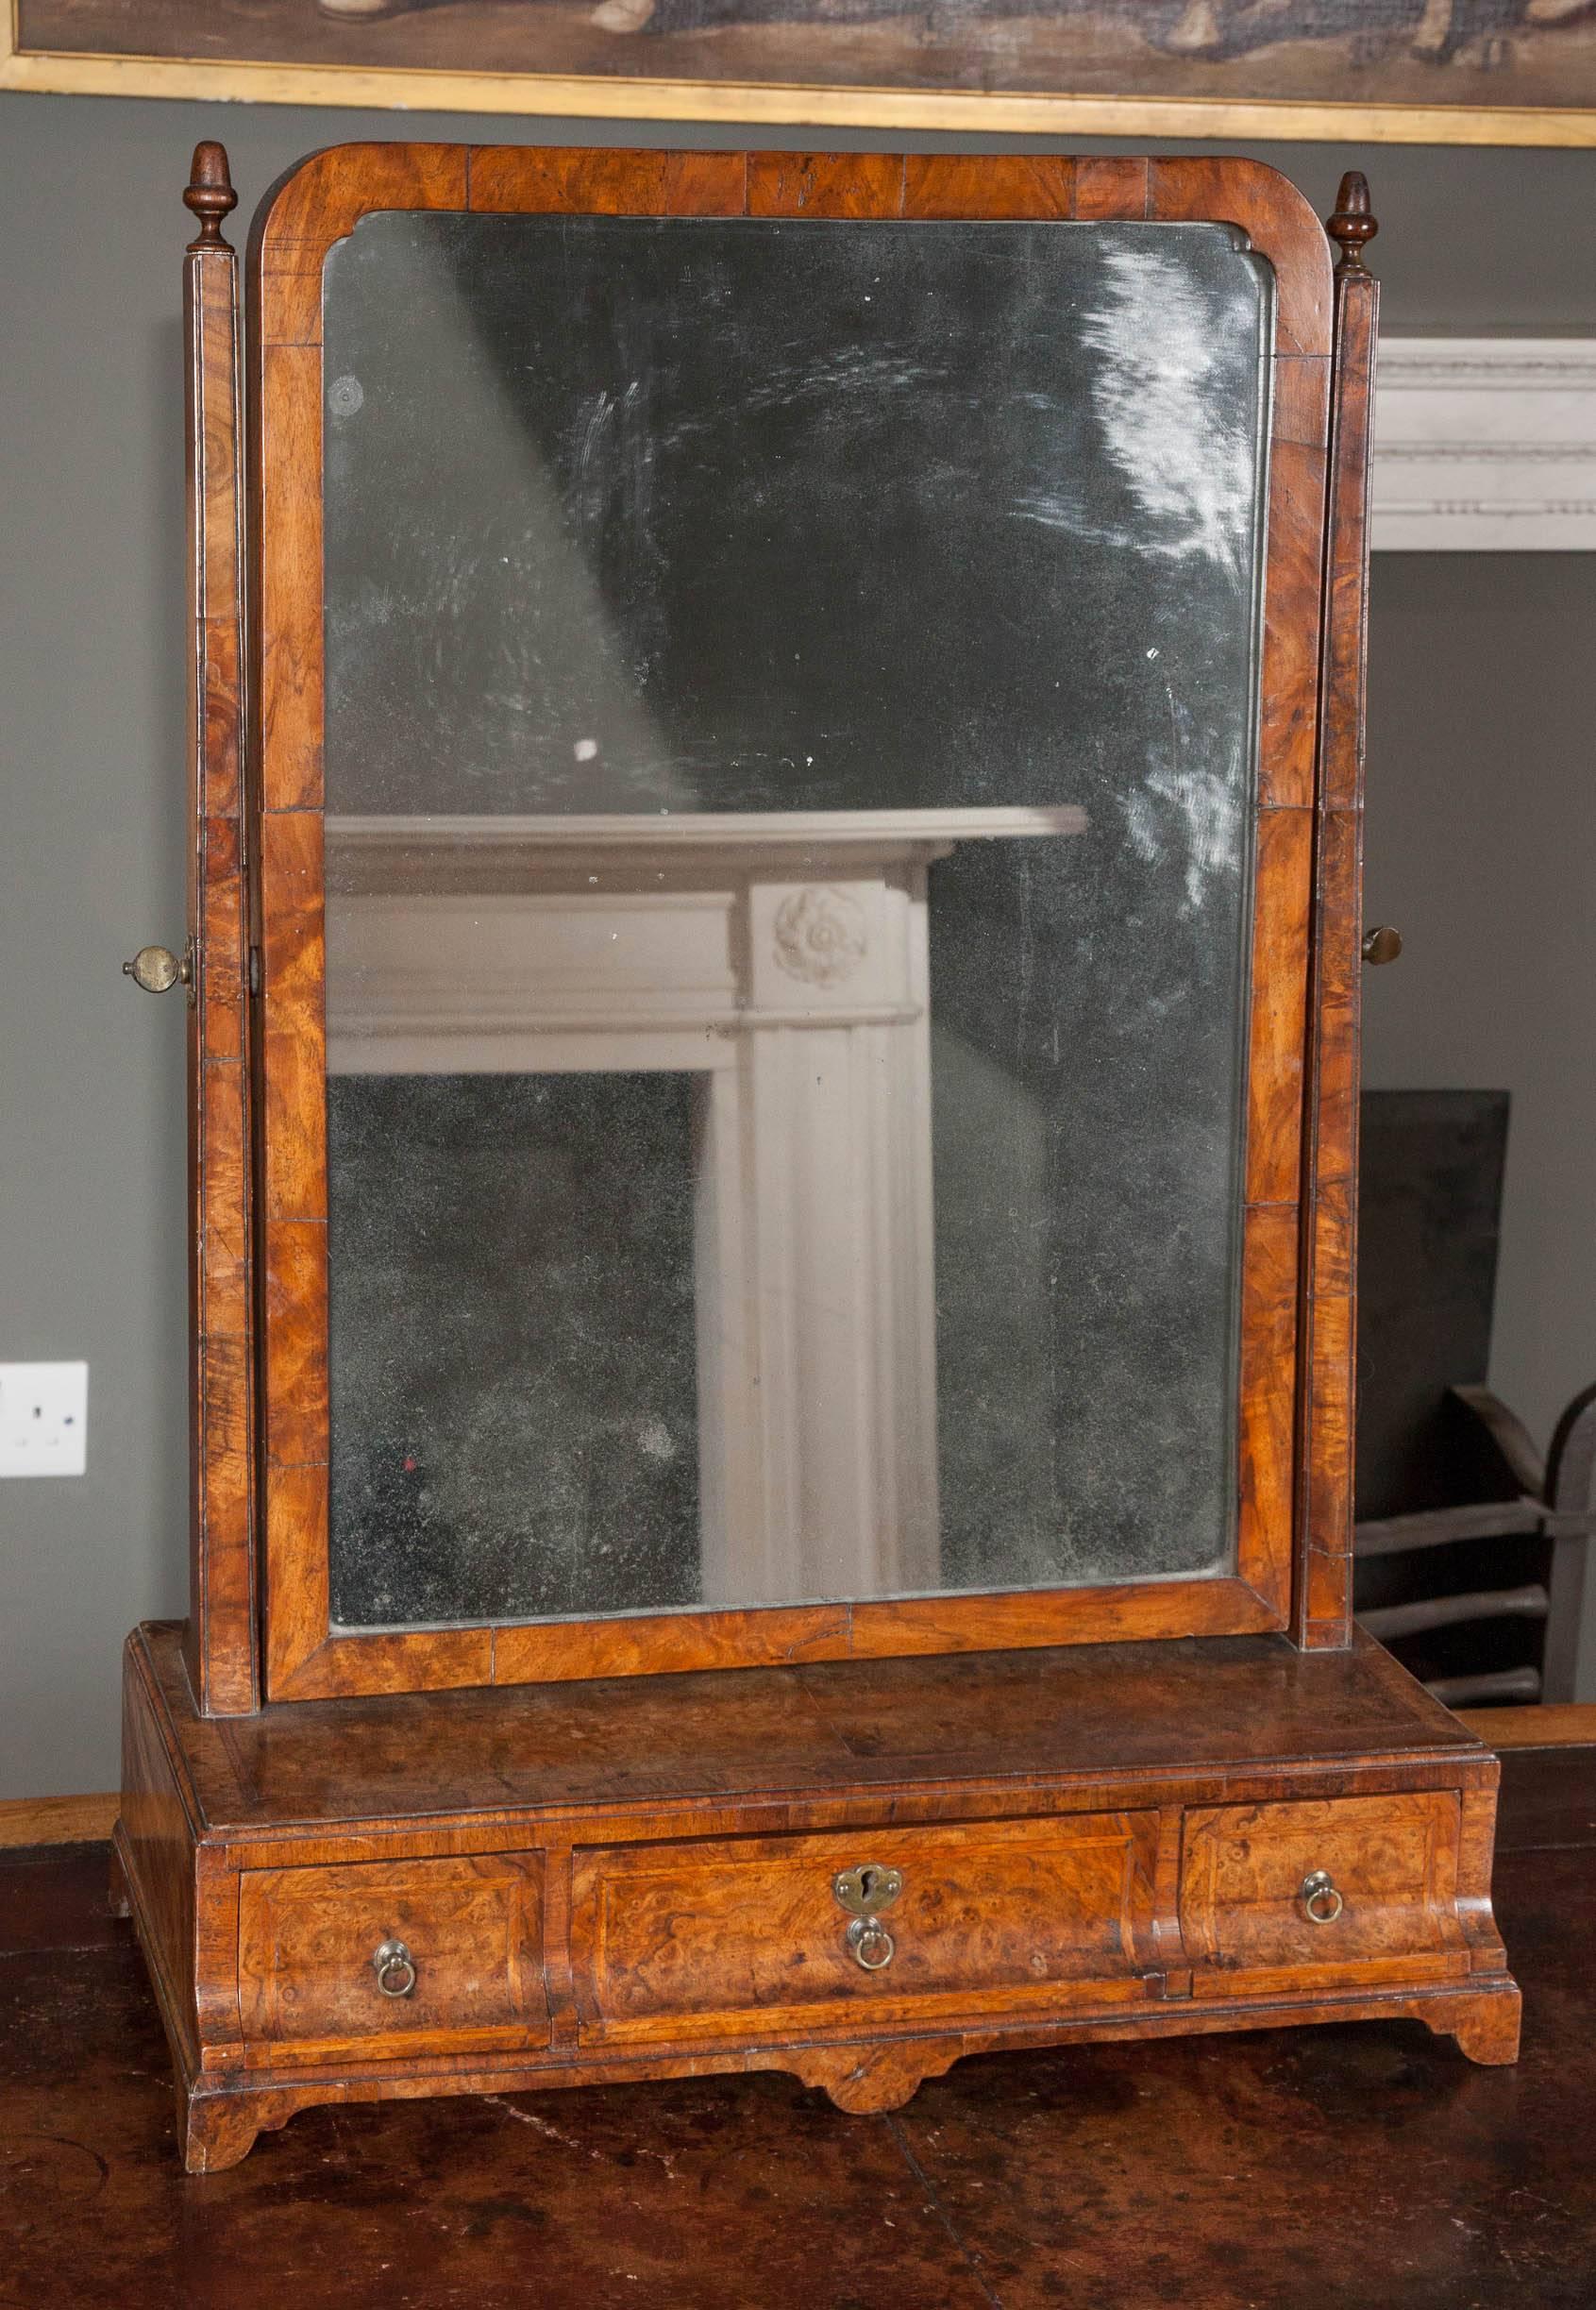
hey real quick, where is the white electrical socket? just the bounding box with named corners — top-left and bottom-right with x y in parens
top-left (0, 1362), bottom-right (89, 1477)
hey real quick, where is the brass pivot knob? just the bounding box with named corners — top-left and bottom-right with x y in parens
top-left (372, 1937), bottom-right (417, 1997)
top-left (124, 941), bottom-right (194, 1000)
top-left (1301, 1869), bottom-right (1344, 1925)
top-left (1362, 925), bottom-right (1403, 966)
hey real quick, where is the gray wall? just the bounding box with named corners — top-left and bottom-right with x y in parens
top-left (3, 92), bottom-right (1593, 1796)
top-left (1364, 554), bottom-right (1596, 1459)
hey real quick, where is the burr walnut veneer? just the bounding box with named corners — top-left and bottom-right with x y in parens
top-left (121, 1620), bottom-right (1518, 2173)
top-left (116, 141), bottom-right (1520, 2170)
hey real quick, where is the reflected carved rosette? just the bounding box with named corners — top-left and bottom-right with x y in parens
top-left (771, 885), bottom-right (869, 988)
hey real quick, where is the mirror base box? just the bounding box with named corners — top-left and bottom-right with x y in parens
top-left (115, 1621), bottom-right (1520, 2174)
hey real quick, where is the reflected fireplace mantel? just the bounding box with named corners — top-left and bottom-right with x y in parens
top-left (325, 803), bottom-right (1084, 1603)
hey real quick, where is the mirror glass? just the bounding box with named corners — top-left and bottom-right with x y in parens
top-left (319, 211), bottom-right (1272, 1631)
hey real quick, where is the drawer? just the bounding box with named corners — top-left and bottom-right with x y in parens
top-left (571, 1811), bottom-right (1163, 2042)
top-left (239, 1853), bottom-right (547, 2060)
top-left (1179, 1793), bottom-right (1468, 1992)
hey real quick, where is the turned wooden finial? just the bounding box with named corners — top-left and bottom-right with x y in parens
top-left (183, 142), bottom-right (237, 251)
top-left (1326, 171), bottom-right (1377, 271)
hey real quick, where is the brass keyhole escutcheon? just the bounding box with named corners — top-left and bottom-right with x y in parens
top-left (833, 1863), bottom-right (902, 1973)
top-left (832, 1863), bottom-right (902, 1918)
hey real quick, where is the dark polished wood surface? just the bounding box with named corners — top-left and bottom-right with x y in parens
top-left (9, 1747), bottom-right (1585, 2307)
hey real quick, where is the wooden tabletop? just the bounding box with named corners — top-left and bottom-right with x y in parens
top-left (1, 1733), bottom-right (1593, 2306)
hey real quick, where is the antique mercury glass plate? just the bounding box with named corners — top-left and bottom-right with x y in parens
top-left (317, 213), bottom-right (1272, 1631)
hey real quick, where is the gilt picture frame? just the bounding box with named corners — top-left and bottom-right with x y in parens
top-left (7, 0), bottom-right (1596, 145)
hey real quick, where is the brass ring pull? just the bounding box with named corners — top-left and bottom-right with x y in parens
top-left (372, 1937), bottom-right (417, 1998)
top-left (1301, 1869), bottom-right (1344, 1926)
top-left (846, 1917), bottom-right (896, 1972)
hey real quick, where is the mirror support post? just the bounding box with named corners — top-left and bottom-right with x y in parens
top-left (1293, 175), bottom-right (1380, 1651)
top-left (180, 142), bottom-right (260, 1715)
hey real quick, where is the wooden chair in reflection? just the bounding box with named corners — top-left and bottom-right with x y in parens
top-left (1353, 1091), bottom-right (1596, 1708)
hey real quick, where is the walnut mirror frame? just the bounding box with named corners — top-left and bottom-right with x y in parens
top-left (113, 143), bottom-right (1521, 2175)
top-left (254, 146), bottom-right (1331, 1702)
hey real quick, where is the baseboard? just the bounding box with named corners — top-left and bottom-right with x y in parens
top-left (0, 1793), bottom-right (118, 1849)
top-left (1458, 1705), bottom-right (1596, 1748)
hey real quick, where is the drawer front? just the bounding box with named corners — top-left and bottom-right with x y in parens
top-left (239, 1853), bottom-right (547, 2056)
top-left (1179, 1793), bottom-right (1467, 1990)
top-left (571, 1811), bottom-right (1162, 2041)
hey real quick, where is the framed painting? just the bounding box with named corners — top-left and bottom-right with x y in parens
top-left (6, 0), bottom-right (1596, 143)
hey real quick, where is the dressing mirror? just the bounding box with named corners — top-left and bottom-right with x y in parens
top-left (115, 143), bottom-right (1523, 2178)
top-left (266, 194), bottom-right (1292, 1678)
